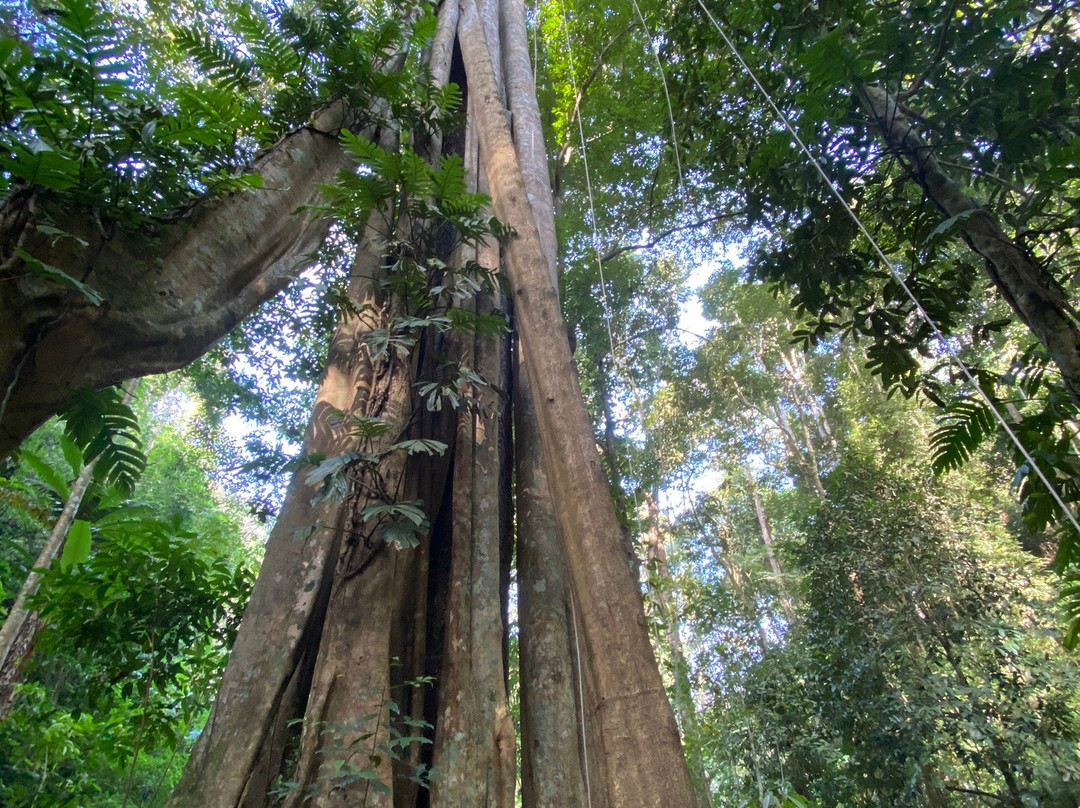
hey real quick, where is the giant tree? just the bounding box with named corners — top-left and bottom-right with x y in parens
top-left (2, 0), bottom-right (703, 806)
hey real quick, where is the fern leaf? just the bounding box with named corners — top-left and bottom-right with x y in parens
top-left (172, 26), bottom-right (259, 93)
top-left (61, 387), bottom-right (146, 495)
top-left (929, 394), bottom-right (996, 474)
top-left (1061, 571), bottom-right (1080, 650)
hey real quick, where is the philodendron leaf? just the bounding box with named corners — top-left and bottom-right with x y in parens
top-left (60, 519), bottom-right (92, 571)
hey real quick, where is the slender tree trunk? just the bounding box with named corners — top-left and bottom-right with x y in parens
top-left (504, 0), bottom-right (595, 798)
top-left (642, 494), bottom-right (713, 808)
top-left (746, 477), bottom-right (795, 624)
top-left (0, 380), bottom-right (138, 717)
top-left (0, 463), bottom-right (94, 703)
top-left (858, 84), bottom-right (1080, 410)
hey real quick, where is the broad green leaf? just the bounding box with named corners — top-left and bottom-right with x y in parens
top-left (17, 248), bottom-right (104, 306)
top-left (60, 519), bottom-right (92, 571)
top-left (19, 449), bottom-right (71, 500)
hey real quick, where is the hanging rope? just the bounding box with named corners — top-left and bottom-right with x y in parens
top-left (629, 0), bottom-right (685, 191)
top-left (693, 0), bottom-right (1080, 540)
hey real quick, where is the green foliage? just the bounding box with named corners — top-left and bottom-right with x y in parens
top-left (61, 387), bottom-right (145, 496)
top-left (269, 668), bottom-right (435, 801)
top-left (687, 461), bottom-right (1080, 807)
top-left (0, 507), bottom-right (253, 807)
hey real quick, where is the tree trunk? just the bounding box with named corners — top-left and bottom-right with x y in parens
top-left (167, 1), bottom-right (694, 806)
top-left (457, 0), bottom-right (695, 800)
top-left (746, 477), bottom-right (795, 625)
top-left (0, 105), bottom-right (352, 460)
top-left (0, 379), bottom-right (137, 717)
top-left (0, 461), bottom-right (95, 710)
top-left (858, 84), bottom-right (1080, 410)
top-left (642, 494), bottom-right (713, 808)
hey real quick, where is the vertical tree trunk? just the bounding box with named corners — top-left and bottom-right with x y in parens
top-left (502, 0), bottom-right (596, 799)
top-left (642, 494), bottom-right (713, 808)
top-left (746, 476), bottom-right (795, 624)
top-left (457, 0), bottom-right (695, 799)
top-left (167, 1), bottom-right (694, 805)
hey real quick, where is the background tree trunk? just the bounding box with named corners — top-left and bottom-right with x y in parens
top-left (858, 84), bottom-right (1080, 409)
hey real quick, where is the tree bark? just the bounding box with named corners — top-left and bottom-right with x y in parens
top-left (501, 1), bottom-right (596, 800)
top-left (0, 104), bottom-right (352, 460)
top-left (858, 84), bottom-right (1080, 410)
top-left (165, 0), bottom-right (695, 804)
top-left (458, 1), bottom-right (695, 802)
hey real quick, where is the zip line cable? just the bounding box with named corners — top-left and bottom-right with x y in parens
top-left (557, 0), bottom-right (620, 372)
top-left (693, 0), bottom-right (1080, 540)
top-left (629, 0), bottom-right (685, 191)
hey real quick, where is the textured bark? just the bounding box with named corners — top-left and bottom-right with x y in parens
top-left (166, 0), bottom-right (694, 804)
top-left (502, 6), bottom-right (597, 802)
top-left (516, 408), bottom-right (591, 808)
top-left (457, 1), bottom-right (696, 803)
top-left (0, 104), bottom-right (351, 459)
top-left (429, 99), bottom-right (516, 808)
top-left (167, 227), bottom-right (426, 808)
top-left (858, 84), bottom-right (1080, 410)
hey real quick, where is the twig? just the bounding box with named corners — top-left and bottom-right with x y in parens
top-left (600, 212), bottom-right (744, 263)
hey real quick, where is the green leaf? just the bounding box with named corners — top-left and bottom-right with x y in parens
top-left (305, 452), bottom-right (360, 487)
top-left (207, 172), bottom-right (265, 194)
top-left (930, 394), bottom-right (997, 474)
top-left (361, 500), bottom-right (427, 527)
top-left (17, 248), bottom-right (104, 306)
top-left (389, 439), bottom-right (447, 456)
top-left (60, 519), bottom-right (92, 572)
top-left (383, 519), bottom-right (421, 549)
top-left (59, 434), bottom-right (84, 477)
top-left (61, 387), bottom-right (145, 495)
top-left (19, 449), bottom-right (71, 500)
top-left (923, 208), bottom-right (981, 247)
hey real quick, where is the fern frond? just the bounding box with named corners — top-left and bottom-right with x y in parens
top-left (1060, 570), bottom-right (1080, 650)
top-left (229, 1), bottom-right (302, 84)
top-left (929, 394), bottom-right (996, 474)
top-left (61, 387), bottom-right (146, 495)
top-left (172, 26), bottom-right (259, 93)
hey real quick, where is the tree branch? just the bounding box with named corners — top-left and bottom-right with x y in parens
top-left (600, 211), bottom-right (744, 263)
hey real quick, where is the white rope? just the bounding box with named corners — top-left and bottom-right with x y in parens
top-left (568, 587), bottom-right (593, 808)
top-left (694, 0), bottom-right (1080, 540)
top-left (629, 0), bottom-right (684, 191)
top-left (555, 0), bottom-right (657, 527)
top-left (556, 0), bottom-right (619, 369)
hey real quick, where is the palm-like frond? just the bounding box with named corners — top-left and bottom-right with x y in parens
top-left (61, 387), bottom-right (145, 495)
top-left (930, 393), bottom-right (996, 474)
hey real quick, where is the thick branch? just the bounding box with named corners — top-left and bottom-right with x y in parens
top-left (859, 84), bottom-right (1080, 411)
top-left (600, 211), bottom-right (743, 264)
top-left (0, 104), bottom-right (351, 459)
